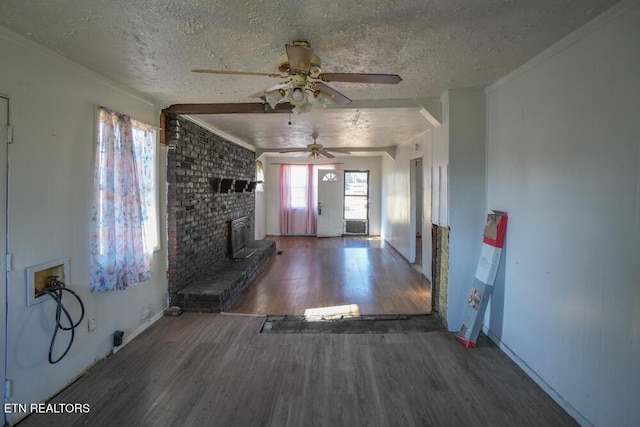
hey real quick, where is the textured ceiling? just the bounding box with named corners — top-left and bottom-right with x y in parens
top-left (0, 0), bottom-right (620, 153)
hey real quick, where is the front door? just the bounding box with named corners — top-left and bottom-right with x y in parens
top-left (317, 169), bottom-right (343, 237)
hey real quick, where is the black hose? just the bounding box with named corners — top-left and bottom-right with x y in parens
top-left (40, 283), bottom-right (85, 364)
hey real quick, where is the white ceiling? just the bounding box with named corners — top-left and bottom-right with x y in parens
top-left (0, 0), bottom-right (620, 154)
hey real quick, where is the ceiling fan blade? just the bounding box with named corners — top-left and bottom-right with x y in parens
top-left (319, 73), bottom-right (402, 84)
top-left (249, 82), bottom-right (290, 98)
top-left (318, 149), bottom-right (336, 159)
top-left (286, 44), bottom-right (313, 73)
top-left (192, 69), bottom-right (282, 78)
top-left (279, 148), bottom-right (308, 153)
top-left (310, 82), bottom-right (351, 105)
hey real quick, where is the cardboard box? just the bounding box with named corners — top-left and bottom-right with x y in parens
top-left (475, 244), bottom-right (502, 285)
top-left (482, 210), bottom-right (508, 248)
top-left (457, 278), bottom-right (493, 348)
top-left (457, 210), bottom-right (508, 348)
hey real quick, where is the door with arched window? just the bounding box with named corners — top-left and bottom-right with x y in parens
top-left (317, 169), bottom-right (343, 237)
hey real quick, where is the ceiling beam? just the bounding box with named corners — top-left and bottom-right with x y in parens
top-left (255, 146), bottom-right (396, 159)
top-left (162, 102), bottom-right (293, 115)
top-left (415, 97), bottom-right (442, 126)
top-left (322, 97), bottom-right (441, 126)
top-left (322, 98), bottom-right (422, 111)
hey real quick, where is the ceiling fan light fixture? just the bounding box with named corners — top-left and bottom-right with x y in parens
top-left (314, 91), bottom-right (334, 108)
top-left (292, 99), bottom-right (312, 115)
top-left (290, 86), bottom-right (306, 103)
top-left (309, 65), bottom-right (322, 79)
top-left (264, 89), bottom-right (285, 109)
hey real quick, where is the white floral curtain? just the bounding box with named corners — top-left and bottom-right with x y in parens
top-left (90, 107), bottom-right (152, 292)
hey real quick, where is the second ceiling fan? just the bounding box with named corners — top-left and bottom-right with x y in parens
top-left (279, 133), bottom-right (350, 160)
top-left (193, 41), bottom-right (402, 113)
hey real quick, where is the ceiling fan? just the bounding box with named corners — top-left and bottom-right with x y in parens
top-left (192, 41), bottom-right (402, 113)
top-left (279, 133), bottom-right (350, 160)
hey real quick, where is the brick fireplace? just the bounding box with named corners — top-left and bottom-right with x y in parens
top-left (166, 115), bottom-right (265, 307)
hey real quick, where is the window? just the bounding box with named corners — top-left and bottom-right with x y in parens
top-left (344, 171), bottom-right (369, 220)
top-left (321, 172), bottom-right (339, 182)
top-left (288, 165), bottom-right (309, 208)
top-left (132, 123), bottom-right (159, 253)
top-left (255, 160), bottom-right (265, 192)
top-left (90, 107), bottom-right (158, 292)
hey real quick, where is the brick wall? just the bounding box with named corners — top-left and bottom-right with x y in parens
top-left (431, 225), bottom-right (449, 328)
top-left (166, 115), bottom-right (256, 304)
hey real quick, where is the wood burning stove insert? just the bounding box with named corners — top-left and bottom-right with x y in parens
top-left (227, 217), bottom-right (256, 259)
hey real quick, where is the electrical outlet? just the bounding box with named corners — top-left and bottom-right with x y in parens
top-left (88, 318), bottom-right (97, 332)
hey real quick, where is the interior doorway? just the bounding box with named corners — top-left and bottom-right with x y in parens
top-left (410, 157), bottom-right (423, 269)
top-left (343, 170), bottom-right (369, 235)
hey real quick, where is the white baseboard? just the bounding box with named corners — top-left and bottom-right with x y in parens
top-left (482, 326), bottom-right (592, 427)
top-left (113, 310), bottom-right (164, 354)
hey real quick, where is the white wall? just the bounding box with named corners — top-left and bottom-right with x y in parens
top-left (254, 190), bottom-right (267, 240)
top-left (415, 158), bottom-right (423, 234)
top-left (484, 1), bottom-right (640, 425)
top-left (431, 93), bottom-right (449, 228)
top-left (264, 156), bottom-right (383, 236)
top-left (255, 154), bottom-right (270, 240)
top-left (0, 27), bottom-right (167, 424)
top-left (447, 90), bottom-right (487, 331)
top-left (381, 131), bottom-right (433, 277)
top-left (382, 90), bottom-right (485, 328)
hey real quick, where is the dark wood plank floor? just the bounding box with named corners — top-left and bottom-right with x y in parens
top-left (19, 313), bottom-right (576, 427)
top-left (228, 236), bottom-right (432, 316)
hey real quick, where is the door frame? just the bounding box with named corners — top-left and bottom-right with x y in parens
top-left (1, 94), bottom-right (10, 425)
top-left (409, 157), bottom-right (424, 266)
top-left (343, 169), bottom-right (370, 235)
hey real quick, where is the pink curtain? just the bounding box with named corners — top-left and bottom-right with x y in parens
top-left (305, 165), bottom-right (316, 234)
top-left (279, 165), bottom-right (294, 233)
top-left (279, 164), bottom-right (335, 235)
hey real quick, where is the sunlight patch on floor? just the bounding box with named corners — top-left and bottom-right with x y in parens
top-left (304, 304), bottom-right (361, 320)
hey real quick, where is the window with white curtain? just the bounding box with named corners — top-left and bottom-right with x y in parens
top-left (90, 107), bottom-right (158, 292)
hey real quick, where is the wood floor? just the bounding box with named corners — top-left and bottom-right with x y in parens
top-left (227, 236), bottom-right (432, 316)
top-left (17, 237), bottom-right (576, 426)
top-left (18, 313), bottom-right (576, 426)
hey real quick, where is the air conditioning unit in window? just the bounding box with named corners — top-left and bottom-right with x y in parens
top-left (344, 220), bottom-right (368, 235)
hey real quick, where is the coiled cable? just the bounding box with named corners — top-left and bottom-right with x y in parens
top-left (40, 277), bottom-right (85, 364)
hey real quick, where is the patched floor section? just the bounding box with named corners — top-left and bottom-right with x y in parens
top-left (261, 314), bottom-right (443, 334)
